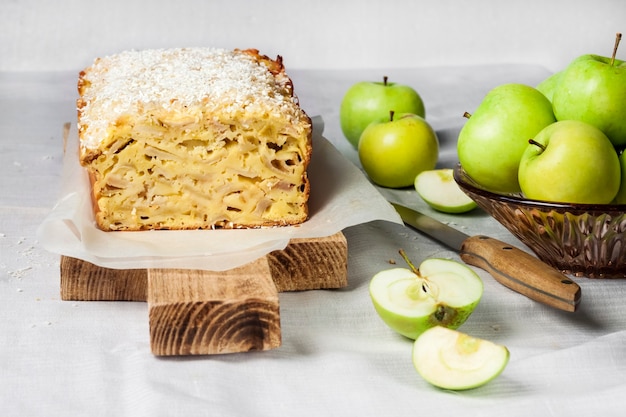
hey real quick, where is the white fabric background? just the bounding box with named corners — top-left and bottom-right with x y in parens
top-left (2, 1), bottom-right (626, 415)
top-left (2, 64), bottom-right (626, 416)
top-left (1, 0), bottom-right (625, 72)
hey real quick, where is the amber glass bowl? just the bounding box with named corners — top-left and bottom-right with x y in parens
top-left (454, 164), bottom-right (626, 278)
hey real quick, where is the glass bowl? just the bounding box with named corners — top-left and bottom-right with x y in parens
top-left (453, 164), bottom-right (626, 278)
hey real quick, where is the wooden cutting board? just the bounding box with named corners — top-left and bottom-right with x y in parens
top-left (58, 123), bottom-right (348, 356)
top-left (60, 232), bottom-right (348, 356)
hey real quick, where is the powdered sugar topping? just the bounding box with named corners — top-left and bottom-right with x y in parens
top-left (78, 47), bottom-right (302, 149)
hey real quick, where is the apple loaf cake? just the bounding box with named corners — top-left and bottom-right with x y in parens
top-left (77, 47), bottom-right (312, 231)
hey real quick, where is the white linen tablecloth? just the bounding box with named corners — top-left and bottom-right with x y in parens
top-left (1, 66), bottom-right (625, 417)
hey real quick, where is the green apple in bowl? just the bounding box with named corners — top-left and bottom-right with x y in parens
top-left (536, 71), bottom-right (562, 102)
top-left (613, 151), bottom-right (626, 204)
top-left (552, 33), bottom-right (626, 147)
top-left (412, 326), bottom-right (509, 390)
top-left (369, 255), bottom-right (483, 340)
top-left (457, 83), bottom-right (556, 194)
top-left (414, 169), bottom-right (477, 213)
top-left (358, 112), bottom-right (438, 188)
top-left (519, 120), bottom-right (621, 204)
top-left (340, 77), bottom-right (425, 148)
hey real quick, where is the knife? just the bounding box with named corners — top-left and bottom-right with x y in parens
top-left (390, 202), bottom-right (581, 312)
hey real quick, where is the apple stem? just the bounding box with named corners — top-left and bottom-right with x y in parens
top-left (399, 249), bottom-right (421, 276)
top-left (463, 112), bottom-right (472, 119)
top-left (528, 138), bottom-right (546, 151)
top-left (390, 110), bottom-right (395, 122)
top-left (399, 249), bottom-right (436, 299)
top-left (611, 32), bottom-right (622, 67)
top-left (383, 75), bottom-right (388, 86)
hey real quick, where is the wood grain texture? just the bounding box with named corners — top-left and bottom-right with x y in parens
top-left (60, 256), bottom-right (148, 301)
top-left (269, 233), bottom-right (348, 292)
top-left (58, 231), bottom-right (348, 355)
top-left (460, 235), bottom-right (581, 312)
top-left (60, 232), bottom-right (348, 300)
top-left (148, 258), bottom-right (280, 355)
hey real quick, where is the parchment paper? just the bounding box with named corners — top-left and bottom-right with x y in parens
top-left (37, 116), bottom-right (402, 270)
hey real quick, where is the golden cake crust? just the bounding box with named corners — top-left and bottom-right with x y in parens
top-left (77, 47), bottom-right (312, 231)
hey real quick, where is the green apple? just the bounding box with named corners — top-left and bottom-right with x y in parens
top-left (613, 151), bottom-right (626, 204)
top-left (358, 112), bottom-right (438, 188)
top-left (536, 71), bottom-right (562, 102)
top-left (552, 33), bottom-right (626, 147)
top-left (412, 326), bottom-right (510, 390)
top-left (457, 83), bottom-right (556, 193)
top-left (519, 120), bottom-right (620, 204)
top-left (369, 256), bottom-right (483, 340)
top-left (340, 76), bottom-right (425, 148)
top-left (414, 169), bottom-right (477, 213)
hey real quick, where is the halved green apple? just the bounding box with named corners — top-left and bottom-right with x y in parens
top-left (369, 257), bottom-right (483, 340)
top-left (414, 168), bottom-right (477, 213)
top-left (412, 326), bottom-right (510, 390)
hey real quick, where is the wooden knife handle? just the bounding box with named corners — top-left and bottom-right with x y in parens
top-left (459, 235), bottom-right (581, 312)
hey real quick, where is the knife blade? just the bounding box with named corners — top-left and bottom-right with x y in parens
top-left (391, 202), bottom-right (581, 312)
